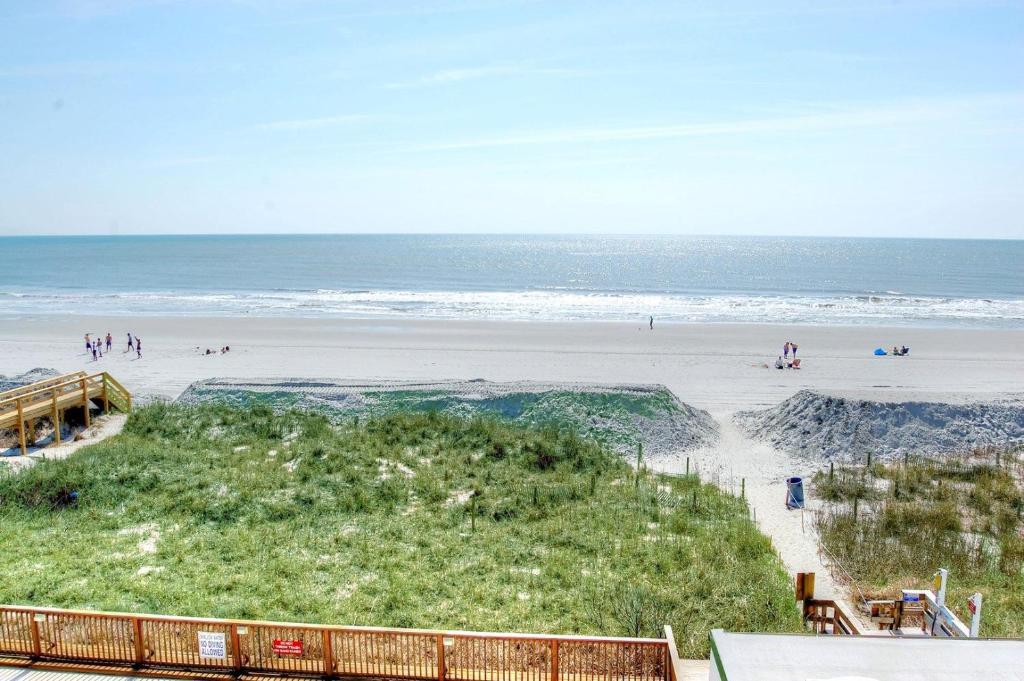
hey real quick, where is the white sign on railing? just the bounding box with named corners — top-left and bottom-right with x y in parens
top-left (198, 631), bottom-right (227, 660)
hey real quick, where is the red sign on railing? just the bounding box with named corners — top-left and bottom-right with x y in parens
top-left (272, 639), bottom-right (304, 657)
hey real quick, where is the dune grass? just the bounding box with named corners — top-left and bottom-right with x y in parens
top-left (0, 404), bottom-right (799, 658)
top-left (179, 384), bottom-right (707, 456)
top-left (813, 448), bottom-right (1024, 637)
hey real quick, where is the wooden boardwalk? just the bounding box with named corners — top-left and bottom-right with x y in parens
top-left (0, 372), bottom-right (131, 455)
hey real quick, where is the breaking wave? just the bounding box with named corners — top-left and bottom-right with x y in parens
top-left (2, 288), bottom-right (1023, 326)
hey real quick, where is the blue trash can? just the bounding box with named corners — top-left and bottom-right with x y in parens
top-left (786, 476), bottom-right (805, 509)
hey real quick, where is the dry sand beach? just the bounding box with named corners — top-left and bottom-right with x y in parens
top-left (2, 315), bottom-right (1023, 601)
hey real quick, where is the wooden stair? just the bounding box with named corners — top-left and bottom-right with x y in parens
top-left (0, 372), bottom-right (132, 455)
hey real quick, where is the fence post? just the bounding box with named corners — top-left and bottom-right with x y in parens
top-left (81, 378), bottom-right (90, 428)
top-left (550, 639), bottom-right (559, 681)
top-left (30, 613), bottom-right (42, 658)
top-left (322, 630), bottom-right (335, 678)
top-left (16, 399), bottom-right (26, 455)
top-left (231, 624), bottom-right (243, 672)
top-left (133, 617), bottom-right (145, 665)
top-left (51, 393), bottom-right (61, 445)
top-left (436, 634), bottom-right (446, 681)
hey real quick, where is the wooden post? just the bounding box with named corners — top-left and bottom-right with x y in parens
top-left (741, 478), bottom-right (745, 499)
top-left (322, 629), bottom-right (335, 677)
top-left (52, 393), bottom-right (61, 445)
top-left (436, 634), bottom-right (446, 681)
top-left (133, 617), bottom-right (145, 665)
top-left (16, 399), bottom-right (26, 455)
top-left (81, 378), bottom-right (90, 428)
top-left (30, 613), bottom-right (42, 658)
top-left (550, 639), bottom-right (559, 681)
top-left (231, 625), bottom-right (243, 672)
top-left (102, 375), bottom-right (110, 413)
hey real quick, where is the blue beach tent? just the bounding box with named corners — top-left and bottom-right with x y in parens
top-left (874, 348), bottom-right (887, 356)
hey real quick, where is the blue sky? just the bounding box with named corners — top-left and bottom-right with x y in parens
top-left (1, 0), bottom-right (1022, 237)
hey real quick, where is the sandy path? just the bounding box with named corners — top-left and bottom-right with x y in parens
top-left (652, 412), bottom-right (843, 600)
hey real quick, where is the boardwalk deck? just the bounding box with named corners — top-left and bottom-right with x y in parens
top-left (0, 372), bottom-right (131, 455)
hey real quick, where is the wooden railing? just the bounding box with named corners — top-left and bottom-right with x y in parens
top-left (802, 600), bottom-right (863, 636)
top-left (0, 605), bottom-right (672, 681)
top-left (0, 371), bottom-right (131, 455)
top-left (0, 372), bottom-right (87, 402)
top-left (662, 626), bottom-right (683, 681)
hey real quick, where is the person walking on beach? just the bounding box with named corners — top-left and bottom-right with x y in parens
top-left (105, 332), bottom-right (112, 352)
top-left (791, 342), bottom-right (798, 359)
top-left (136, 337), bottom-right (142, 359)
top-left (649, 316), bottom-right (654, 330)
top-left (96, 334), bottom-right (103, 358)
top-left (127, 332), bottom-right (134, 352)
top-left (783, 342), bottom-right (790, 361)
top-left (85, 334), bottom-right (91, 355)
top-left (91, 343), bottom-right (98, 361)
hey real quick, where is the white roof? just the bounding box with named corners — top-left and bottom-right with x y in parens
top-left (710, 631), bottom-right (1024, 681)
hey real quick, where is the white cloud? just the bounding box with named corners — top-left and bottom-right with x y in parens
top-left (409, 93), bottom-right (1024, 151)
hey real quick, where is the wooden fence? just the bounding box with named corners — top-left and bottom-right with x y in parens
top-left (802, 600), bottom-right (863, 636)
top-left (0, 605), bottom-right (680, 681)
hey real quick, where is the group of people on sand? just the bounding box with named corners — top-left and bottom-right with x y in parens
top-left (774, 341), bottom-right (801, 369)
top-left (892, 345), bottom-right (910, 356)
top-left (198, 346), bottom-right (231, 355)
top-left (84, 332), bottom-right (141, 360)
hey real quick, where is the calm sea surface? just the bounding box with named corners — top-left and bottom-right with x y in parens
top-left (1, 235), bottom-right (1022, 327)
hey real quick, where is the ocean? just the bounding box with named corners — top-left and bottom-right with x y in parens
top-left (1, 234), bottom-right (1022, 327)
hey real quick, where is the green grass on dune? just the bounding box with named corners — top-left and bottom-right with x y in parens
top-left (0, 404), bottom-right (799, 657)
top-left (183, 386), bottom-right (690, 454)
top-left (814, 451), bottom-right (1024, 638)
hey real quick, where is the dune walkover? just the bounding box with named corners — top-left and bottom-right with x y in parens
top-left (0, 370), bottom-right (131, 456)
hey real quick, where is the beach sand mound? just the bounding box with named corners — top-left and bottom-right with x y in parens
top-left (736, 390), bottom-right (1024, 461)
top-left (177, 378), bottom-right (718, 458)
top-left (0, 367), bottom-right (61, 393)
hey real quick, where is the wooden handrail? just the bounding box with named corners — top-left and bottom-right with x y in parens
top-left (802, 599), bottom-right (863, 636)
top-left (0, 372), bottom-right (110, 407)
top-left (102, 373), bottom-right (131, 399)
top-left (662, 626), bottom-right (683, 681)
top-left (0, 371), bottom-right (88, 401)
top-left (1, 371), bottom-right (131, 455)
top-left (0, 604), bottom-right (671, 681)
top-left (0, 372), bottom-right (130, 412)
top-left (0, 604), bottom-right (666, 644)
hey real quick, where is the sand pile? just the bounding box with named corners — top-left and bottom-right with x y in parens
top-left (177, 378), bottom-right (718, 457)
top-left (0, 367), bottom-right (60, 393)
top-left (737, 390), bottom-right (1024, 461)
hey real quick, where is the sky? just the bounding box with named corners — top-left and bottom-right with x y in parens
top-left (1, 0), bottom-right (1023, 237)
